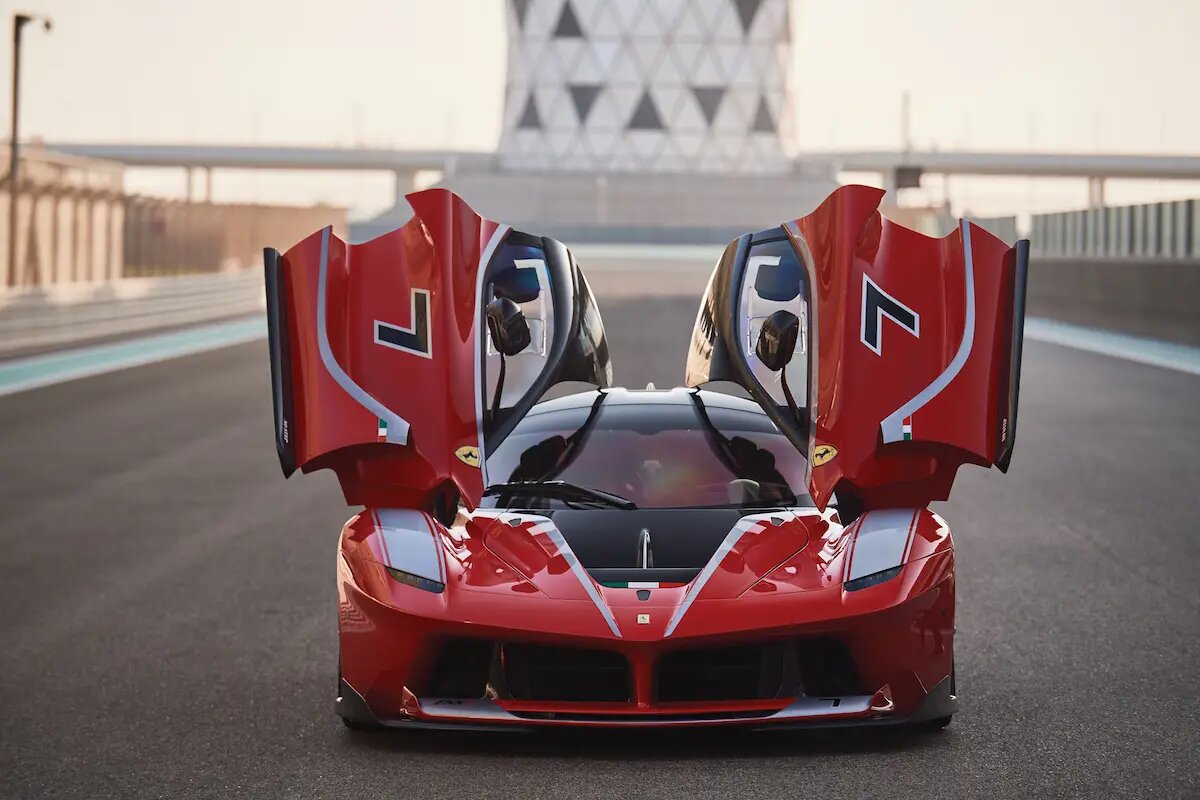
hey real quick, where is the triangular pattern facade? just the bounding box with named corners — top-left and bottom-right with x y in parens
top-left (751, 95), bottom-right (776, 133)
top-left (692, 86), bottom-right (727, 126)
top-left (553, 1), bottom-right (584, 37)
top-left (733, 0), bottom-right (763, 33)
top-left (628, 92), bottom-right (665, 130)
top-left (499, 0), bottom-right (792, 174)
top-left (568, 84), bottom-right (602, 123)
top-left (517, 94), bottom-right (542, 130)
top-left (510, 0), bottom-right (532, 31)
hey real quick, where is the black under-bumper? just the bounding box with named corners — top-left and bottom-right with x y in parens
top-left (335, 675), bottom-right (957, 733)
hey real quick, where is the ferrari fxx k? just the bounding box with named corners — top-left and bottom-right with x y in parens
top-left (263, 184), bottom-right (1027, 730)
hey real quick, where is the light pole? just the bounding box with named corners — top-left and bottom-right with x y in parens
top-left (8, 12), bottom-right (51, 287)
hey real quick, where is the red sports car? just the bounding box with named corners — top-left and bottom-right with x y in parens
top-left (263, 185), bottom-right (1027, 731)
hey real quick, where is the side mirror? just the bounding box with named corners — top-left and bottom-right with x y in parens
top-left (755, 310), bottom-right (799, 372)
top-left (486, 297), bottom-right (531, 357)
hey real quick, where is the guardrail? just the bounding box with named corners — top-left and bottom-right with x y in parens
top-left (1031, 199), bottom-right (1199, 259)
top-left (0, 270), bottom-right (264, 358)
top-left (1028, 257), bottom-right (1200, 346)
top-left (4, 246), bottom-right (1196, 365)
top-left (970, 216), bottom-right (1019, 245)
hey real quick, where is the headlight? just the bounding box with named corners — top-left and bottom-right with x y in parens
top-left (844, 565), bottom-right (901, 592)
top-left (385, 566), bottom-right (445, 593)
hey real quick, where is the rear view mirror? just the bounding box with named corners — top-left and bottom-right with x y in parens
top-left (755, 310), bottom-right (799, 372)
top-left (486, 298), bottom-right (531, 357)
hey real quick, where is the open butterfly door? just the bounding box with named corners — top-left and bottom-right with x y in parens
top-left (686, 184), bottom-right (1028, 511)
top-left (264, 189), bottom-right (611, 512)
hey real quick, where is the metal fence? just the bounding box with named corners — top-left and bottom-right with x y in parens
top-left (2, 147), bottom-right (349, 288)
top-left (970, 215), bottom-right (1019, 245)
top-left (0, 270), bottom-right (264, 358)
top-left (1031, 199), bottom-right (1199, 258)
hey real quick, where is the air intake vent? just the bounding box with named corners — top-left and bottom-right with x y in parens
top-left (428, 638), bottom-right (494, 699)
top-left (655, 638), bottom-right (862, 703)
top-left (502, 643), bottom-right (631, 702)
top-left (656, 642), bottom-right (794, 702)
top-left (795, 637), bottom-right (863, 697)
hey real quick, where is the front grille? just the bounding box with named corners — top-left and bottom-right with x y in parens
top-left (426, 637), bottom-right (862, 707)
top-left (501, 643), bottom-right (631, 702)
top-left (795, 638), bottom-right (863, 697)
top-left (428, 638), bottom-right (494, 698)
top-left (656, 642), bottom-right (795, 702)
top-left (655, 638), bottom-right (862, 703)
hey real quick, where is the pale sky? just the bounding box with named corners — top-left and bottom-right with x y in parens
top-left (5, 0), bottom-right (1199, 219)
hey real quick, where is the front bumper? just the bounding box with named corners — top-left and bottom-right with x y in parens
top-left (337, 548), bottom-right (956, 730)
top-left (337, 674), bottom-right (957, 731)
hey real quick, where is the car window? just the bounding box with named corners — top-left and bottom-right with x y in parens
top-left (483, 399), bottom-right (811, 509)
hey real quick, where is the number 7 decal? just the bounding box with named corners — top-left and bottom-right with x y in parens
top-left (375, 289), bottom-right (432, 359)
top-left (860, 274), bottom-right (919, 355)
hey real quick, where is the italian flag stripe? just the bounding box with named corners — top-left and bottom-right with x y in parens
top-left (902, 415), bottom-right (913, 441)
top-left (377, 417), bottom-right (387, 441)
top-left (600, 581), bottom-right (686, 589)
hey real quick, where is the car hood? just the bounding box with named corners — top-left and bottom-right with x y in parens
top-left (467, 508), bottom-right (831, 639)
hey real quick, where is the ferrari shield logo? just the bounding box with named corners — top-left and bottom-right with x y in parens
top-left (454, 446), bottom-right (480, 467)
top-left (813, 444), bottom-right (838, 467)
top-left (637, 613), bottom-right (651, 625)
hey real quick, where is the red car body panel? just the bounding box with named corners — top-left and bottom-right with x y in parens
top-left (268, 189), bottom-right (504, 509)
top-left (686, 184), bottom-right (1027, 511)
top-left (787, 185), bottom-right (1023, 509)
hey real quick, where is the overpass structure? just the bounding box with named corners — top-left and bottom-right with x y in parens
top-left (41, 142), bottom-right (496, 206)
top-left (44, 142), bottom-right (1200, 207)
top-left (803, 150), bottom-right (1200, 179)
top-left (799, 150), bottom-right (1200, 206)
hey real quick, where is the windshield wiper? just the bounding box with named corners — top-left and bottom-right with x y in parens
top-left (483, 480), bottom-right (637, 510)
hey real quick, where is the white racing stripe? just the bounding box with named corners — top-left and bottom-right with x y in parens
top-left (474, 511), bottom-right (622, 638)
top-left (844, 508), bottom-right (919, 582)
top-left (880, 219), bottom-right (976, 444)
top-left (662, 511), bottom-right (812, 638)
top-left (529, 519), bottom-right (622, 638)
top-left (315, 227), bottom-right (410, 445)
top-left (472, 224), bottom-right (512, 489)
top-left (373, 509), bottom-right (444, 584)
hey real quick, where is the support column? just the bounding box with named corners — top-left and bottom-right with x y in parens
top-left (86, 196), bottom-right (97, 281)
top-left (106, 195), bottom-right (121, 280)
top-left (1086, 176), bottom-right (1106, 209)
top-left (203, 167), bottom-right (213, 204)
top-left (882, 169), bottom-right (898, 200)
top-left (393, 170), bottom-right (417, 208)
top-left (48, 191), bottom-right (61, 281)
top-left (128, 198), bottom-right (144, 277)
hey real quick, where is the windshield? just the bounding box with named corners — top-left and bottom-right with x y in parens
top-left (483, 393), bottom-right (811, 510)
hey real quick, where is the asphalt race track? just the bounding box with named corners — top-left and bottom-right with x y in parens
top-left (1, 266), bottom-right (1198, 799)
